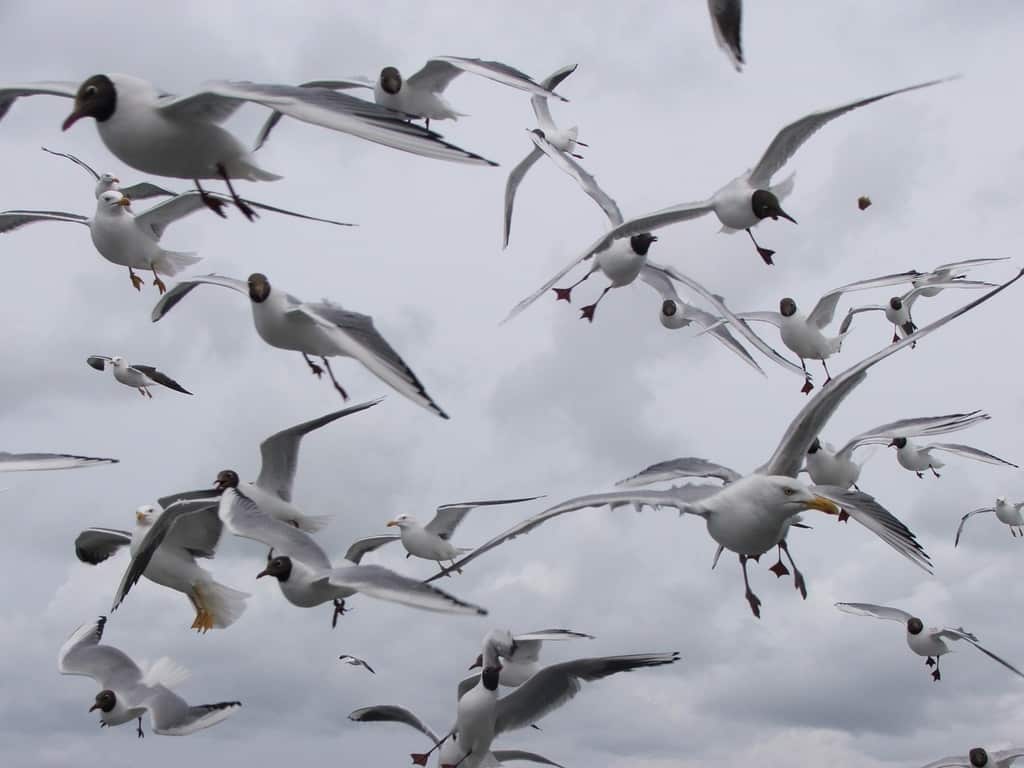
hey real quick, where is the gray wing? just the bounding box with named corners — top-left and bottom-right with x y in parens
top-left (0, 451), bottom-right (117, 472)
top-left (426, 496), bottom-right (543, 539)
top-left (146, 689), bottom-right (241, 736)
top-left (834, 602), bottom-right (914, 624)
top-left (809, 270), bottom-right (923, 329)
top-left (502, 145), bottom-right (544, 248)
top-left (494, 652), bottom-right (679, 735)
top-left (150, 274), bottom-right (249, 322)
top-left (131, 365), bottom-right (193, 395)
top-left (220, 488), bottom-right (331, 571)
top-left (118, 182), bottom-right (176, 201)
top-left (599, 199), bottom-right (715, 246)
top-left (532, 64), bottom-right (577, 130)
top-left (257, 399), bottom-right (383, 501)
top-left (40, 146), bottom-right (100, 180)
top-left (339, 655), bottom-right (375, 674)
top-left (955, 507), bottom-right (994, 547)
top-left (749, 78), bottom-right (953, 186)
top-left (527, 130), bottom-right (623, 226)
top-left (708, 0), bottom-right (743, 71)
top-left (924, 443), bottom-right (1018, 468)
top-left (253, 78), bottom-right (375, 151)
top-left (75, 528), bottom-right (132, 565)
top-left (425, 485), bottom-right (720, 582)
top-left (838, 304), bottom-right (887, 334)
top-left (993, 749), bottom-right (1024, 765)
top-left (492, 751), bottom-right (565, 767)
top-left (835, 412), bottom-right (990, 458)
top-left (514, 629), bottom-right (595, 643)
top-left (617, 457), bottom-right (742, 487)
top-left (929, 256), bottom-right (1009, 275)
top-left (758, 269), bottom-right (1024, 477)
top-left (58, 617), bottom-right (142, 691)
top-left (918, 758), bottom-right (970, 768)
top-left (344, 534), bottom-right (401, 564)
top-left (0, 209), bottom-right (88, 234)
top-left (458, 674), bottom-right (479, 700)
top-left (289, 302), bottom-right (448, 419)
top-left (936, 628), bottom-right (1024, 679)
top-left (348, 705), bottom-right (440, 744)
top-left (86, 355), bottom-right (113, 371)
top-left (0, 81), bottom-right (77, 122)
top-left (903, 279), bottom-right (997, 306)
top-left (728, 310), bottom-right (783, 328)
top-left (159, 81), bottom-right (495, 166)
top-left (326, 564), bottom-right (487, 615)
top-left (418, 57), bottom-right (567, 100)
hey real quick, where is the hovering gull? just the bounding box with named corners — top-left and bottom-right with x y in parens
top-left (42, 147), bottom-right (175, 201)
top-left (956, 497), bottom-right (1024, 545)
top-left (804, 411), bottom-right (990, 490)
top-left (59, 617), bottom-right (241, 738)
top-left (0, 451), bottom-right (117, 472)
top-left (0, 76), bottom-right (494, 219)
top-left (911, 257), bottom-right (1009, 298)
top-left (886, 436), bottom-right (1017, 479)
top-left (151, 273), bottom-right (448, 418)
top-left (349, 704), bottom-right (564, 768)
top-left (557, 78), bottom-right (950, 266)
top-left (835, 602), bottom-right (1024, 682)
top-left (338, 655), bottom-right (376, 674)
top-left (87, 355), bottom-right (192, 398)
top-left (920, 747), bottom-right (1024, 768)
top-left (708, 0), bottom-right (744, 71)
top-left (387, 497), bottom-right (542, 570)
top-left (467, 629), bottom-right (595, 687)
top-left (75, 503), bottom-right (249, 633)
top-left (439, 273), bottom-right (1024, 616)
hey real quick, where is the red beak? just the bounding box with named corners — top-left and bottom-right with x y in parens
top-left (62, 110), bottom-right (83, 132)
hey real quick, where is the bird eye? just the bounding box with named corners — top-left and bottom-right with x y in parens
top-left (84, 85), bottom-right (97, 97)
top-left (783, 488), bottom-right (796, 496)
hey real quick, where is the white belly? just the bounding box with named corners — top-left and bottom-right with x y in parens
top-left (705, 509), bottom-right (787, 556)
top-left (595, 241), bottom-right (645, 286)
top-left (251, 297), bottom-right (339, 356)
top-left (374, 84), bottom-right (457, 121)
top-left (89, 215), bottom-right (163, 269)
top-left (113, 367), bottom-right (148, 388)
top-left (455, 686), bottom-right (497, 756)
top-left (400, 527), bottom-right (458, 561)
top-left (995, 502), bottom-right (1022, 526)
top-left (907, 631), bottom-right (949, 658)
top-left (780, 318), bottom-right (832, 360)
top-left (806, 451), bottom-right (860, 489)
top-left (884, 304), bottom-right (911, 326)
top-left (897, 447), bottom-right (937, 472)
top-left (711, 177), bottom-right (758, 231)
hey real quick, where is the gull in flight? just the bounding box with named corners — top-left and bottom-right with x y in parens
top-left (0, 75), bottom-right (496, 217)
top-left (75, 502), bottom-right (249, 633)
top-left (59, 617), bottom-right (241, 738)
top-left (466, 629), bottom-right (595, 688)
top-left (920, 747), bottom-right (1024, 768)
top-left (338, 655), bottom-right (376, 674)
top-left (437, 273), bottom-right (1024, 616)
top-left (835, 602), bottom-right (1024, 682)
top-left (0, 451), bottom-right (117, 472)
top-left (86, 355), bottom-right (192, 398)
top-left (559, 78), bottom-right (951, 266)
top-left (151, 273), bottom-right (448, 418)
top-left (804, 411), bottom-right (990, 490)
top-left (956, 497), bottom-right (1024, 545)
top-left (387, 497), bottom-right (542, 570)
top-left (707, 0), bottom-right (744, 71)
top-left (886, 436), bottom-right (1017, 478)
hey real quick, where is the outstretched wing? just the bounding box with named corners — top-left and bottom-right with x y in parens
top-left (0, 81), bottom-right (77, 122)
top-left (131, 365), bottom-right (193, 395)
top-left (58, 616), bottom-right (142, 691)
top-left (75, 528), bottom-right (132, 565)
top-left (954, 507), bottom-right (995, 547)
top-left (220, 488), bottom-right (331, 571)
top-left (924, 443), bottom-right (1018, 468)
top-left (326, 564), bottom-right (487, 615)
top-left (0, 451), bottom-right (118, 472)
top-left (426, 496), bottom-right (542, 539)
top-left (617, 457), bottom-right (742, 487)
top-left (418, 57), bottom-right (567, 100)
top-left (40, 146), bottom-right (100, 180)
top-left (253, 78), bottom-right (375, 151)
top-left (935, 628), bottom-right (1024, 679)
top-left (343, 534), bottom-right (400, 564)
top-left (532, 64), bottom-right (577, 130)
top-left (0, 209), bottom-right (88, 234)
top-left (348, 705), bottom-right (440, 744)
top-left (502, 146), bottom-right (544, 248)
top-left (707, 0), bottom-right (744, 71)
top-left (150, 274), bottom-right (249, 322)
top-left (809, 270), bottom-right (923, 329)
top-left (834, 602), bottom-right (913, 624)
top-left (527, 130), bottom-right (623, 226)
top-left (835, 411), bottom-right (990, 458)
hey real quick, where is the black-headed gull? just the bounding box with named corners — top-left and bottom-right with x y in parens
top-left (467, 628), bottom-right (594, 687)
top-left (707, 0), bottom-right (744, 71)
top-left (835, 603), bottom-right (1024, 682)
top-left (919, 747), bottom-right (1024, 768)
top-left (151, 273), bottom-right (448, 418)
top-left (86, 355), bottom-right (192, 398)
top-left (956, 497), bottom-right (1024, 545)
top-left (886, 437), bottom-right (1016, 478)
top-left (59, 617), bottom-right (241, 737)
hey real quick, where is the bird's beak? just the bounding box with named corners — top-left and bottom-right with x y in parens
top-left (135, 511), bottom-right (146, 523)
top-left (887, 440), bottom-right (897, 448)
top-left (805, 496), bottom-right (840, 516)
top-left (213, 479), bottom-right (225, 490)
top-left (88, 703), bottom-right (101, 712)
top-left (776, 207), bottom-right (797, 224)
top-left (651, 235), bottom-right (659, 242)
top-left (62, 105), bottom-right (86, 132)
top-left (386, 520), bottom-right (399, 527)
top-left (256, 568), bottom-right (270, 579)
top-left (112, 177), bottom-right (120, 184)
top-left (116, 197), bottom-right (131, 207)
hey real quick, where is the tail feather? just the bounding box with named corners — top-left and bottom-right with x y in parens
top-left (142, 657), bottom-right (191, 689)
top-left (154, 250), bottom-right (202, 277)
top-left (198, 580), bottom-right (250, 629)
top-left (295, 513), bottom-right (332, 534)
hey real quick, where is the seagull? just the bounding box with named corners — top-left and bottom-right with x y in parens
top-left (436, 273), bottom-right (1024, 616)
top-left (920, 747), bottom-right (1024, 768)
top-left (59, 617), bottom-right (241, 738)
top-left (804, 411), bottom-right (990, 489)
top-left (151, 273), bottom-right (448, 418)
top-left (911, 257), bottom-right (1009, 298)
top-left (75, 502), bottom-right (249, 633)
top-left (387, 497), bottom-right (542, 570)
top-left (338, 655), bottom-right (376, 674)
top-left (886, 436), bottom-right (1017, 479)
top-left (0, 451), bottom-right (117, 472)
top-left (86, 355), bottom-right (192, 398)
top-left (708, 0), bottom-right (744, 71)
top-left (556, 78), bottom-right (950, 266)
top-left (349, 704), bottom-right (564, 768)
top-left (0, 76), bottom-right (495, 217)
top-left (835, 602), bottom-right (1024, 682)
top-left (42, 147), bottom-right (175, 201)
top-left (467, 629), bottom-right (595, 687)
top-left (956, 497), bottom-right (1024, 545)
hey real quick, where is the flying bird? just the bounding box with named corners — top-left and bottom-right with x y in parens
top-left (338, 655), bottom-right (376, 674)
top-left (0, 451), bottom-right (117, 472)
top-left (956, 497), bottom-right (1024, 545)
top-left (919, 747), bottom-right (1024, 768)
top-left (466, 628), bottom-right (595, 687)
top-left (886, 437), bottom-right (1017, 478)
top-left (836, 603), bottom-right (1024, 682)
top-left (707, 0), bottom-right (744, 71)
top-left (59, 617), bottom-right (241, 737)
top-left (151, 273), bottom-right (448, 418)
top-left (87, 355), bottom-right (192, 398)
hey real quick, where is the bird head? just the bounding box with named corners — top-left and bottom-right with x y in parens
top-left (750, 476), bottom-right (841, 518)
top-left (888, 296), bottom-right (903, 311)
top-left (888, 437), bottom-right (908, 449)
top-left (109, 355), bottom-right (126, 366)
top-left (386, 514), bottom-right (414, 529)
top-left (63, 75), bottom-right (116, 131)
top-left (247, 273), bottom-right (271, 303)
top-left (750, 190), bottom-right (796, 223)
top-left (996, 496), bottom-right (1008, 505)
top-left (98, 191), bottom-right (130, 210)
top-left (629, 233), bottom-right (658, 256)
top-left (779, 297), bottom-right (798, 317)
top-left (379, 67), bottom-right (402, 95)
top-left (969, 748), bottom-right (990, 767)
top-left (906, 617), bottom-right (924, 635)
top-left (135, 505), bottom-right (156, 526)
top-left (214, 469), bottom-right (239, 490)
top-left (90, 689), bottom-right (116, 713)
top-left (807, 437), bottom-right (822, 455)
top-left (257, 555), bottom-right (292, 582)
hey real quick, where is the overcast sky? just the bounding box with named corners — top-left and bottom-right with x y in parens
top-left (1, 1), bottom-right (1022, 766)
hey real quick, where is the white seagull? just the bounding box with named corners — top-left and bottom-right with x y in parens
top-left (0, 451), bottom-right (117, 472)
top-left (338, 655), bottom-right (376, 674)
top-left (75, 501), bottom-right (249, 633)
top-left (835, 602), bottom-right (1024, 682)
top-left (436, 273), bottom-right (1024, 616)
top-left (708, 0), bottom-right (744, 71)
top-left (387, 497), bottom-right (542, 569)
top-left (804, 411), bottom-right (990, 490)
top-left (86, 355), bottom-right (192, 398)
top-left (886, 436), bottom-right (1017, 479)
top-left (956, 497), bottom-right (1024, 545)
top-left (920, 747), bottom-right (1024, 768)
top-left (59, 617), bottom-right (241, 738)
top-left (151, 273), bottom-right (448, 418)
top-left (467, 629), bottom-right (595, 688)
top-left (558, 78), bottom-right (950, 266)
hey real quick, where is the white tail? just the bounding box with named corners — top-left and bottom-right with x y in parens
top-left (154, 250), bottom-right (202, 277)
top-left (142, 657), bottom-right (192, 689)
top-left (198, 580), bottom-right (250, 629)
top-left (295, 512), bottom-right (333, 533)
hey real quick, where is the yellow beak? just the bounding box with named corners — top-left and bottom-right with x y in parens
top-left (117, 197), bottom-right (131, 207)
top-left (805, 496), bottom-right (841, 515)
top-left (136, 511), bottom-right (147, 522)
top-left (386, 520), bottom-right (399, 527)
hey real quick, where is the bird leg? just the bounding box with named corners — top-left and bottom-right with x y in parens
top-left (739, 554), bottom-right (762, 618)
top-left (193, 178), bottom-right (228, 218)
top-left (320, 357), bottom-right (349, 400)
top-left (447, 560), bottom-right (462, 575)
top-left (779, 540), bottom-right (807, 599)
top-left (136, 716), bottom-right (145, 739)
top-left (151, 267), bottom-right (166, 294)
top-left (929, 465), bottom-right (941, 478)
top-left (553, 272), bottom-right (591, 303)
top-left (929, 656), bottom-right (942, 681)
top-left (216, 163), bottom-right (258, 221)
top-left (424, 118), bottom-right (431, 131)
top-left (799, 359), bottom-right (813, 394)
top-left (331, 598), bottom-right (350, 628)
top-left (190, 586), bottom-right (213, 633)
top-left (579, 286), bottom-right (612, 323)
top-left (746, 229), bottom-right (775, 265)
top-left (821, 359), bottom-right (833, 386)
top-left (302, 353), bottom-right (324, 377)
top-left (128, 268), bottom-right (144, 291)
top-left (411, 731), bottom-right (451, 765)
top-left (916, 471), bottom-right (924, 479)
top-left (892, 327), bottom-right (900, 343)
top-left (768, 544), bottom-right (790, 578)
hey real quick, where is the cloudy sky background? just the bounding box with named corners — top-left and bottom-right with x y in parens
top-left (1, 1), bottom-right (1022, 765)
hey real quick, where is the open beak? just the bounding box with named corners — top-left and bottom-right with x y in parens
top-left (62, 107), bottom-right (85, 132)
top-left (805, 496), bottom-right (840, 516)
top-left (887, 440), bottom-right (898, 448)
top-left (386, 520), bottom-right (399, 527)
top-left (112, 178), bottom-right (120, 184)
